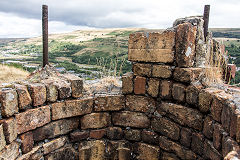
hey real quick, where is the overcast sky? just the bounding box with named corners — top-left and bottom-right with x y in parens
top-left (0, 0), bottom-right (239, 38)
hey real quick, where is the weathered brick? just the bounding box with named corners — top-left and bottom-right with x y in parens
top-left (0, 141), bottom-right (20, 160)
top-left (0, 88), bottom-right (18, 117)
top-left (147, 78), bottom-right (159, 97)
top-left (45, 145), bottom-right (77, 160)
top-left (221, 103), bottom-right (231, 133)
top-left (0, 117), bottom-right (17, 143)
top-left (112, 111), bottom-right (150, 128)
top-left (133, 63), bottom-right (152, 77)
top-left (222, 135), bottom-right (239, 157)
top-left (70, 130), bottom-right (89, 142)
top-left (42, 79), bottom-right (58, 102)
top-left (81, 113), bottom-right (111, 129)
top-left (107, 141), bottom-right (131, 159)
top-left (203, 115), bottom-right (214, 139)
top-left (186, 84), bottom-right (202, 105)
top-left (229, 105), bottom-right (237, 138)
top-left (15, 84), bottom-right (32, 110)
top-left (94, 95), bottom-right (125, 111)
top-left (17, 146), bottom-right (42, 160)
top-left (172, 83), bottom-right (186, 102)
top-left (128, 32), bottom-right (147, 49)
top-left (43, 136), bottom-right (67, 155)
top-left (16, 105), bottom-right (50, 134)
top-left (213, 123), bottom-right (224, 151)
top-left (54, 80), bottom-right (71, 99)
top-left (126, 95), bottom-right (156, 113)
top-left (160, 80), bottom-right (172, 99)
top-left (162, 152), bottom-right (180, 160)
top-left (199, 88), bottom-right (218, 113)
top-left (89, 129), bottom-right (106, 139)
top-left (28, 83), bottom-right (46, 106)
top-left (180, 127), bottom-right (192, 148)
top-left (0, 124), bottom-right (6, 151)
top-left (134, 76), bottom-right (146, 94)
top-left (191, 132), bottom-right (204, 155)
top-left (33, 118), bottom-right (79, 141)
top-left (142, 130), bottom-right (159, 145)
top-left (20, 131), bottom-right (34, 154)
top-left (203, 140), bottom-right (222, 160)
top-left (161, 102), bottom-right (203, 130)
top-left (63, 74), bottom-right (83, 98)
top-left (176, 22), bottom-right (197, 67)
top-left (106, 127), bottom-right (123, 140)
top-left (122, 72), bottom-right (133, 94)
top-left (159, 136), bottom-right (197, 159)
top-left (173, 68), bottom-right (202, 83)
top-left (152, 65), bottom-right (172, 78)
top-left (52, 98), bottom-right (93, 120)
top-left (124, 129), bottom-right (141, 141)
top-left (151, 117), bottom-right (180, 141)
top-left (134, 142), bottom-right (160, 160)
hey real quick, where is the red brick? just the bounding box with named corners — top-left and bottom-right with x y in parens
top-left (134, 76), bottom-right (146, 94)
top-left (28, 83), bottom-right (46, 106)
top-left (20, 131), bottom-right (34, 154)
top-left (89, 129), bottom-right (106, 139)
top-left (160, 80), bottom-right (172, 99)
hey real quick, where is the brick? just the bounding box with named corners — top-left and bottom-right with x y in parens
top-left (42, 79), bottom-right (58, 102)
top-left (81, 113), bottom-right (111, 129)
top-left (161, 102), bottom-right (203, 130)
top-left (222, 135), bottom-right (239, 157)
top-left (107, 141), bottom-right (131, 159)
top-left (176, 22), bottom-right (197, 67)
top-left (203, 115), bottom-right (214, 139)
top-left (89, 129), bottom-right (106, 139)
top-left (203, 140), bottom-right (222, 160)
top-left (134, 142), bottom-right (160, 160)
top-left (236, 111), bottom-right (240, 143)
top-left (142, 130), bottom-right (159, 145)
top-left (173, 67), bottom-right (202, 83)
top-left (128, 32), bottom-right (147, 49)
top-left (112, 111), bottom-right (150, 128)
top-left (159, 136), bottom-right (197, 159)
top-left (16, 105), bottom-right (50, 134)
top-left (134, 76), bottom-right (146, 94)
top-left (54, 80), bottom-right (71, 99)
top-left (229, 105), bottom-right (237, 138)
top-left (147, 78), bottom-right (159, 97)
top-left (0, 88), bottom-right (18, 117)
top-left (0, 124), bottom-right (6, 151)
top-left (126, 95), bottom-right (156, 113)
top-left (94, 95), bottom-right (125, 111)
top-left (180, 127), bottom-right (192, 148)
top-left (124, 129), bottom-right (141, 141)
top-left (45, 145), bottom-right (77, 160)
top-left (191, 132), bottom-right (204, 155)
top-left (0, 141), bottom-right (20, 160)
top-left (70, 130), bottom-right (89, 142)
top-left (43, 136), bottom-right (67, 155)
top-left (33, 118), bottom-right (79, 141)
top-left (15, 84), bottom-right (32, 110)
top-left (151, 117), bottom-right (180, 141)
top-left (213, 123), bottom-right (224, 151)
top-left (133, 63), bottom-right (152, 77)
top-left (17, 146), bottom-right (42, 160)
top-left (106, 127), bottom-right (123, 140)
top-left (63, 74), bottom-right (83, 98)
top-left (28, 83), bottom-right (46, 106)
top-left (221, 103), bottom-right (231, 133)
top-left (172, 83), bottom-right (186, 102)
top-left (160, 80), bottom-right (172, 99)
top-left (0, 117), bottom-right (17, 143)
top-left (19, 131), bottom-right (33, 154)
top-left (152, 65), bottom-right (172, 78)
top-left (162, 152), bottom-right (180, 160)
top-left (52, 98), bottom-right (93, 120)
top-left (186, 84), bottom-right (202, 105)
top-left (122, 72), bottom-right (133, 94)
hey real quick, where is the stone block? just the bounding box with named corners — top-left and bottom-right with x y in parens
top-left (16, 105), bottom-right (50, 134)
top-left (203, 115), bottom-right (214, 139)
top-left (54, 80), bottom-right (72, 99)
top-left (191, 132), bottom-right (204, 155)
top-left (89, 129), bottom-right (106, 139)
top-left (112, 111), bottom-right (150, 128)
top-left (0, 88), bottom-right (18, 117)
top-left (128, 32), bottom-right (147, 49)
top-left (180, 127), bottom-right (192, 148)
top-left (162, 152), bottom-right (180, 160)
top-left (126, 95), bottom-right (156, 113)
top-left (134, 76), bottom-right (146, 94)
top-left (122, 72), bottom-right (133, 94)
top-left (19, 131), bottom-right (34, 154)
top-left (0, 124), bottom-right (6, 151)
top-left (151, 117), bottom-right (180, 141)
top-left (106, 127), bottom-right (123, 140)
top-left (222, 135), bottom-right (239, 157)
top-left (152, 65), bottom-right (172, 78)
top-left (33, 118), bottom-right (79, 141)
top-left (94, 95), bottom-right (125, 111)
top-left (142, 130), bottom-right (159, 145)
top-left (52, 98), bottom-right (93, 120)
top-left (70, 130), bottom-right (89, 142)
top-left (159, 136), bottom-right (197, 159)
top-left (0, 117), bottom-right (17, 143)
top-left (28, 83), bottom-right (46, 106)
top-left (63, 74), bottom-right (83, 98)
top-left (17, 146), bottom-right (42, 160)
top-left (236, 111), bottom-right (240, 143)
top-left (160, 80), bottom-right (172, 99)
top-left (81, 113), bottom-right (111, 129)
top-left (203, 140), bottom-right (222, 160)
top-left (230, 105), bottom-right (238, 138)
top-left (173, 67), bottom-right (202, 83)
top-left (221, 103), bottom-right (231, 133)
top-left (43, 136), bottom-right (67, 155)
top-left (42, 79), bottom-right (58, 102)
top-left (161, 102), bottom-right (203, 130)
top-left (124, 129), bottom-right (141, 141)
top-left (213, 123), bottom-right (224, 151)
top-left (133, 63), bottom-right (152, 77)
top-left (186, 84), bottom-right (202, 105)
top-left (107, 141), bottom-right (131, 159)
top-left (45, 145), bottom-right (78, 160)
top-left (147, 78), bottom-right (159, 97)
top-left (0, 141), bottom-right (20, 159)
top-left (172, 83), bottom-right (186, 102)
top-left (134, 142), bottom-right (160, 160)
top-left (15, 84), bottom-right (32, 110)
top-left (176, 22), bottom-right (197, 67)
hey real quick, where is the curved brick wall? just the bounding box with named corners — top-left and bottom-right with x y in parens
top-left (0, 16), bottom-right (240, 160)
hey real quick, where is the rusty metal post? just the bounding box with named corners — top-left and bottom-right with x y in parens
top-left (203, 5), bottom-right (210, 41)
top-left (42, 5), bottom-right (48, 67)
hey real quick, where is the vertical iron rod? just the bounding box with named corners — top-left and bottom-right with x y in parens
top-left (203, 5), bottom-right (210, 41)
top-left (42, 5), bottom-right (48, 67)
